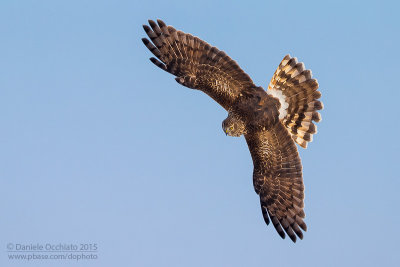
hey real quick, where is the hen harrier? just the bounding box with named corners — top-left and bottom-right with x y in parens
top-left (142, 19), bottom-right (323, 242)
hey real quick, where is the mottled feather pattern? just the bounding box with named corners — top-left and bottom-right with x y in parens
top-left (268, 55), bottom-right (323, 148)
top-left (142, 19), bottom-right (255, 110)
top-left (143, 19), bottom-right (323, 243)
top-left (246, 123), bottom-right (306, 242)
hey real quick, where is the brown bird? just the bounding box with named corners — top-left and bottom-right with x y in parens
top-left (142, 19), bottom-right (323, 242)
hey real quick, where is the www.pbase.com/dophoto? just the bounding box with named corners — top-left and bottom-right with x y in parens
top-left (1, 1), bottom-right (399, 267)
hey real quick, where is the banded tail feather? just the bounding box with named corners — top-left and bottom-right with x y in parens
top-left (143, 20), bottom-right (324, 242)
top-left (267, 55), bottom-right (323, 148)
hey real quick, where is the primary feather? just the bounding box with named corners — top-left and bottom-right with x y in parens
top-left (142, 19), bottom-right (323, 242)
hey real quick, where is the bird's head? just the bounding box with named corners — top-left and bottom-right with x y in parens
top-left (222, 113), bottom-right (247, 137)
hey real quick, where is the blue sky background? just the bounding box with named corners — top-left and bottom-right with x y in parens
top-left (1, 0), bottom-right (399, 266)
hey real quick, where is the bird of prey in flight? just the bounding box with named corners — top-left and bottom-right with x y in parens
top-left (142, 19), bottom-right (323, 242)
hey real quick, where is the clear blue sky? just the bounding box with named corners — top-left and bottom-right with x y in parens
top-left (1, 1), bottom-right (399, 266)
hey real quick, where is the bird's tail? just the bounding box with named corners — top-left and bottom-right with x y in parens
top-left (267, 55), bottom-right (323, 148)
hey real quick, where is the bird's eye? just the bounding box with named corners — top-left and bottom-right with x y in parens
top-left (230, 126), bottom-right (234, 130)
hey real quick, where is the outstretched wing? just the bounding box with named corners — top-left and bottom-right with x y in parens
top-left (245, 122), bottom-right (306, 242)
top-left (142, 19), bottom-right (256, 110)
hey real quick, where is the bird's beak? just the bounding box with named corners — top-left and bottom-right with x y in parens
top-left (224, 129), bottom-right (228, 136)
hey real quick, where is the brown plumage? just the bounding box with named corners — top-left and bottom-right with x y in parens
top-left (142, 19), bottom-right (323, 242)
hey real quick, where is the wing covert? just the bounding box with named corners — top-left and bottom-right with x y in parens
top-left (142, 19), bottom-right (256, 110)
top-left (245, 122), bottom-right (306, 242)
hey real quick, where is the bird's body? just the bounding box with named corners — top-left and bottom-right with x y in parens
top-left (142, 19), bottom-right (323, 242)
top-left (232, 87), bottom-right (281, 132)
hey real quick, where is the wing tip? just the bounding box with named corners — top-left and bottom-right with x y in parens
top-left (157, 19), bottom-right (166, 27)
top-left (148, 19), bottom-right (156, 27)
top-left (260, 205), bottom-right (270, 225)
top-left (150, 57), bottom-right (167, 71)
top-left (141, 37), bottom-right (149, 45)
top-left (142, 24), bottom-right (151, 33)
